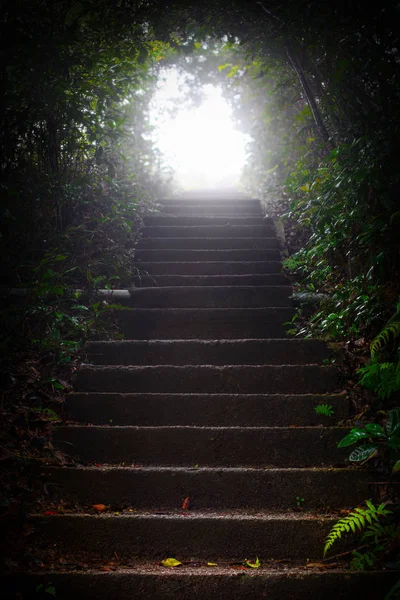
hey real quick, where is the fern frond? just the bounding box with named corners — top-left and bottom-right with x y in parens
top-left (314, 403), bottom-right (335, 417)
top-left (371, 319), bottom-right (400, 358)
top-left (323, 502), bottom-right (392, 557)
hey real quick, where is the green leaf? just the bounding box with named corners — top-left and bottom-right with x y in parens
top-left (386, 408), bottom-right (400, 437)
top-left (392, 460), bottom-right (400, 474)
top-left (348, 444), bottom-right (378, 462)
top-left (337, 429), bottom-right (370, 447)
top-left (244, 557), bottom-right (261, 569)
top-left (364, 423), bottom-right (386, 438)
top-left (387, 436), bottom-right (400, 450)
top-left (161, 558), bottom-right (182, 568)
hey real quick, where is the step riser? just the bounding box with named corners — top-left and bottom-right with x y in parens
top-left (118, 308), bottom-right (294, 339)
top-left (76, 365), bottom-right (338, 394)
top-left (144, 216), bottom-right (273, 227)
top-left (159, 199), bottom-right (261, 207)
top-left (5, 572), bottom-right (399, 600)
top-left (43, 468), bottom-right (375, 510)
top-left (54, 426), bottom-right (347, 466)
top-left (159, 206), bottom-right (262, 216)
top-left (30, 514), bottom-right (342, 560)
top-left (134, 262), bottom-right (283, 275)
top-left (67, 393), bottom-right (348, 426)
top-left (137, 237), bottom-right (279, 249)
top-left (126, 287), bottom-right (292, 308)
top-left (84, 340), bottom-right (329, 366)
top-left (132, 274), bottom-right (290, 286)
top-left (135, 249), bottom-right (281, 261)
top-left (142, 226), bottom-right (276, 237)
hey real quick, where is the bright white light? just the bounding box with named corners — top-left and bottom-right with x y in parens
top-left (149, 69), bottom-right (249, 190)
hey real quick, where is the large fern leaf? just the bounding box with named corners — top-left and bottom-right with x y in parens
top-left (371, 311), bottom-right (400, 358)
top-left (324, 501), bottom-right (392, 557)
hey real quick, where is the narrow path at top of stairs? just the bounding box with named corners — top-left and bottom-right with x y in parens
top-left (9, 193), bottom-right (395, 600)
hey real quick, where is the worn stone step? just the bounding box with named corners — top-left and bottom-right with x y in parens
top-left (125, 286), bottom-right (292, 308)
top-left (132, 273), bottom-right (290, 286)
top-left (28, 512), bottom-right (342, 560)
top-left (67, 393), bottom-right (348, 426)
top-left (54, 425), bottom-right (346, 466)
top-left (134, 262), bottom-right (283, 275)
top-left (159, 199), bottom-right (261, 207)
top-left (119, 308), bottom-right (294, 339)
top-left (5, 570), bottom-right (398, 600)
top-left (144, 215), bottom-right (274, 227)
top-left (137, 237), bottom-right (279, 249)
top-left (159, 205), bottom-right (262, 216)
top-left (142, 225), bottom-right (277, 238)
top-left (42, 466), bottom-right (375, 510)
top-left (134, 249), bottom-right (281, 262)
top-left (84, 339), bottom-right (329, 366)
top-left (75, 365), bottom-right (338, 394)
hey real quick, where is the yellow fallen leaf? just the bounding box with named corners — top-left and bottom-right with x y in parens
top-left (207, 562), bottom-right (218, 566)
top-left (244, 557), bottom-right (261, 569)
top-left (161, 558), bottom-right (182, 568)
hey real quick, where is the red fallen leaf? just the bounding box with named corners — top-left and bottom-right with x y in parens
top-left (93, 504), bottom-right (107, 511)
top-left (182, 496), bottom-right (190, 510)
top-left (44, 510), bottom-right (58, 515)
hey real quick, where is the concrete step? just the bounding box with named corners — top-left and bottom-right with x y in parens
top-left (28, 512), bottom-right (343, 560)
top-left (42, 466), bottom-right (375, 510)
top-left (159, 199), bottom-right (261, 207)
top-left (67, 393), bottom-right (348, 426)
top-left (118, 308), bottom-right (294, 339)
top-left (54, 425), bottom-right (346, 466)
top-left (75, 365), bottom-right (338, 394)
top-left (84, 339), bottom-right (329, 366)
top-left (126, 286), bottom-right (292, 308)
top-left (134, 262), bottom-right (283, 275)
top-left (159, 205), bottom-right (262, 216)
top-left (5, 570), bottom-right (398, 600)
top-left (137, 237), bottom-right (279, 249)
top-left (132, 274), bottom-right (289, 286)
top-left (144, 215), bottom-right (274, 227)
top-left (134, 249), bottom-right (281, 261)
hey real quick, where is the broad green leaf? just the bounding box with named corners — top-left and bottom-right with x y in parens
top-left (364, 423), bottom-right (386, 438)
top-left (338, 429), bottom-right (370, 447)
top-left (386, 408), bottom-right (400, 437)
top-left (348, 444), bottom-right (378, 462)
top-left (245, 557), bottom-right (261, 569)
top-left (161, 558), bottom-right (182, 568)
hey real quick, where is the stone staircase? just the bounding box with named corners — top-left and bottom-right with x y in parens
top-left (6, 194), bottom-right (397, 598)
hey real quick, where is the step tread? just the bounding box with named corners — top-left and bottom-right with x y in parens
top-left (53, 425), bottom-right (347, 467)
top-left (84, 338), bottom-right (327, 365)
top-left (66, 392), bottom-right (348, 426)
top-left (42, 465), bottom-right (374, 509)
top-left (75, 364), bottom-right (338, 394)
top-left (5, 570), bottom-right (398, 600)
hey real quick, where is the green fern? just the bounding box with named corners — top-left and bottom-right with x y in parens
top-left (323, 500), bottom-right (392, 557)
top-left (359, 356), bottom-right (400, 399)
top-left (314, 403), bottom-right (335, 417)
top-left (371, 320), bottom-right (400, 358)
